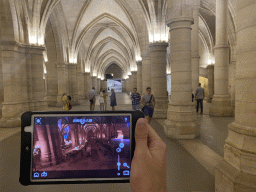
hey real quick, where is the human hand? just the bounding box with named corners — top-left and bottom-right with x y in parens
top-left (130, 118), bottom-right (167, 192)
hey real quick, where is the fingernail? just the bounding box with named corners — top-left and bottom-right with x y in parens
top-left (136, 118), bottom-right (146, 130)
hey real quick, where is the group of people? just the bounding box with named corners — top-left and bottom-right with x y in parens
top-left (131, 87), bottom-right (155, 124)
top-left (60, 83), bottom-right (204, 117)
top-left (88, 87), bottom-right (117, 111)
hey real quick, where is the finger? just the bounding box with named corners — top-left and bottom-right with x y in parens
top-left (134, 118), bottom-right (149, 153)
top-left (147, 124), bottom-right (166, 151)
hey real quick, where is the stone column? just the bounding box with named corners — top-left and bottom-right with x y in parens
top-left (164, 1), bottom-right (199, 139)
top-left (84, 72), bottom-right (91, 99)
top-left (67, 64), bottom-right (79, 105)
top-left (206, 65), bottom-right (214, 103)
top-left (56, 63), bottom-right (68, 107)
top-left (122, 79), bottom-right (126, 92)
top-left (229, 60), bottom-right (236, 108)
top-left (0, 50), bottom-right (4, 114)
top-left (125, 78), bottom-right (129, 94)
top-left (69, 124), bottom-right (78, 149)
top-left (127, 75), bottom-right (132, 94)
top-left (215, 1), bottom-right (256, 190)
top-left (97, 78), bottom-right (100, 93)
top-left (77, 72), bottom-right (85, 104)
top-left (150, 42), bottom-right (169, 119)
top-left (103, 80), bottom-right (107, 91)
top-left (0, 42), bottom-right (29, 127)
top-left (92, 77), bottom-right (97, 91)
top-left (131, 71), bottom-right (137, 90)
top-left (26, 46), bottom-right (48, 111)
top-left (191, 0), bottom-right (200, 94)
top-left (45, 61), bottom-right (58, 107)
top-left (136, 61), bottom-right (142, 94)
top-left (100, 80), bottom-right (104, 92)
top-left (209, 0), bottom-right (233, 117)
top-left (35, 125), bottom-right (52, 168)
top-left (142, 54), bottom-right (151, 95)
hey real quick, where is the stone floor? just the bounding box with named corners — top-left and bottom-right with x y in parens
top-left (0, 92), bottom-right (235, 191)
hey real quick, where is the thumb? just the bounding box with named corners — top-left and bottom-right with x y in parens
top-left (135, 118), bottom-right (149, 151)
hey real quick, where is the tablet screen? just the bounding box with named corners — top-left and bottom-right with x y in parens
top-left (31, 114), bottom-right (131, 182)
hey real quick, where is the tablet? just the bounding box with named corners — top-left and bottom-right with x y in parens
top-left (19, 110), bottom-right (144, 185)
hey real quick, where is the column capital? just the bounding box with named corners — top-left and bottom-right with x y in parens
top-left (66, 63), bottom-right (77, 67)
top-left (136, 61), bottom-right (142, 65)
top-left (166, 3), bottom-right (194, 27)
top-left (214, 44), bottom-right (230, 50)
top-left (131, 71), bottom-right (137, 75)
top-left (206, 64), bottom-right (214, 69)
top-left (149, 42), bottom-right (168, 48)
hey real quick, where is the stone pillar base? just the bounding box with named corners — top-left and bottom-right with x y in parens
top-left (79, 99), bottom-right (87, 106)
top-left (46, 95), bottom-right (57, 107)
top-left (209, 95), bottom-right (234, 117)
top-left (164, 103), bottom-right (199, 139)
top-left (72, 95), bottom-right (80, 106)
top-left (56, 95), bottom-right (64, 107)
top-left (207, 97), bottom-right (212, 103)
top-left (0, 117), bottom-right (21, 128)
top-left (153, 97), bottom-right (168, 119)
top-left (28, 100), bottom-right (48, 111)
top-left (215, 160), bottom-right (256, 191)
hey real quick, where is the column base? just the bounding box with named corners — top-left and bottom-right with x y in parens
top-left (163, 103), bottom-right (199, 139)
top-left (209, 95), bottom-right (234, 117)
top-left (153, 97), bottom-right (169, 119)
top-left (0, 117), bottom-right (21, 128)
top-left (0, 101), bottom-right (29, 128)
top-left (215, 160), bottom-right (256, 191)
top-left (46, 95), bottom-right (57, 107)
top-left (28, 100), bottom-right (48, 111)
top-left (79, 99), bottom-right (87, 106)
top-left (72, 94), bottom-right (80, 106)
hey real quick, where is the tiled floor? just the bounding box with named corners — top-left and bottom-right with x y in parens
top-left (0, 93), bottom-right (235, 191)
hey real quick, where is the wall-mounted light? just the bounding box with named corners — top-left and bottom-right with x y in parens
top-left (85, 68), bottom-right (90, 73)
top-left (93, 73), bottom-right (97, 77)
top-left (29, 36), bottom-right (37, 44)
top-left (136, 56), bottom-right (142, 61)
top-left (38, 37), bottom-right (44, 46)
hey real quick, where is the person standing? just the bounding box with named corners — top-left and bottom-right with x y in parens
top-left (110, 88), bottom-right (117, 111)
top-left (141, 87), bottom-right (155, 124)
top-left (60, 93), bottom-right (70, 111)
top-left (195, 83), bottom-right (205, 114)
top-left (88, 87), bottom-right (97, 111)
top-left (131, 88), bottom-right (141, 110)
top-left (103, 90), bottom-right (108, 111)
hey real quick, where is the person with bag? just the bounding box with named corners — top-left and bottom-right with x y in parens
top-left (141, 87), bottom-right (155, 124)
top-left (110, 88), bottom-right (117, 111)
top-left (88, 87), bottom-right (97, 111)
top-left (60, 93), bottom-right (70, 111)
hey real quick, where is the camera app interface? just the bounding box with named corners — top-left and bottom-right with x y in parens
top-left (32, 115), bottom-right (131, 180)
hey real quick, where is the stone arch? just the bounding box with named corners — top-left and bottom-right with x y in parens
top-left (93, 50), bottom-right (128, 73)
top-left (74, 13), bottom-right (138, 54)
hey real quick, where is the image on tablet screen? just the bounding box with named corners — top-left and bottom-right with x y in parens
top-left (31, 115), bottom-right (131, 180)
